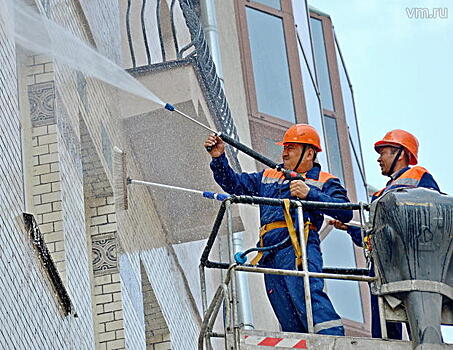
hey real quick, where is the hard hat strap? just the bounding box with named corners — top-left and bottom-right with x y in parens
top-left (293, 144), bottom-right (307, 173)
top-left (388, 147), bottom-right (403, 176)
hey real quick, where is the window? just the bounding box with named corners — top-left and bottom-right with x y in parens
top-left (323, 115), bottom-right (344, 183)
top-left (246, 7), bottom-right (295, 122)
top-left (237, 0), bottom-right (306, 127)
top-left (236, 0), bottom-right (307, 165)
top-left (309, 16), bottom-right (334, 111)
top-left (335, 39), bottom-right (368, 202)
top-left (293, 1), bottom-right (328, 170)
top-left (252, 0), bottom-right (281, 10)
top-left (321, 229), bottom-right (364, 323)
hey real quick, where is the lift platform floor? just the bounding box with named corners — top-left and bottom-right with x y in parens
top-left (229, 329), bottom-right (453, 350)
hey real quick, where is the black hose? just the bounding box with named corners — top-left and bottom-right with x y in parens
top-left (203, 260), bottom-right (370, 276)
top-left (239, 236), bottom-right (291, 259)
top-left (219, 133), bottom-right (278, 169)
top-left (229, 195), bottom-right (366, 210)
top-left (219, 133), bottom-right (305, 181)
top-left (199, 202), bottom-right (226, 266)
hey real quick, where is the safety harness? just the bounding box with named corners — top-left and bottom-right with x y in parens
top-left (251, 199), bottom-right (314, 267)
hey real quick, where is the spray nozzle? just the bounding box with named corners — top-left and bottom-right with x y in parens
top-left (164, 103), bottom-right (175, 111)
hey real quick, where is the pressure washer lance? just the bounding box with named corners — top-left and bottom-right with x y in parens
top-left (127, 178), bottom-right (229, 202)
top-left (164, 103), bottom-right (305, 182)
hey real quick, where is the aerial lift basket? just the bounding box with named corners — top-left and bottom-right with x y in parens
top-left (370, 187), bottom-right (453, 348)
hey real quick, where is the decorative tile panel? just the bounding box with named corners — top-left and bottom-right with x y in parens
top-left (92, 234), bottom-right (118, 275)
top-left (28, 81), bottom-right (55, 127)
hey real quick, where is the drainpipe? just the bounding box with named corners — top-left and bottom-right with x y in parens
top-left (232, 231), bottom-right (254, 330)
top-left (199, 0), bottom-right (224, 83)
top-left (200, 0), bottom-right (253, 328)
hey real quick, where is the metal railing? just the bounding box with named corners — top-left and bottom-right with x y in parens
top-left (125, 0), bottom-right (241, 170)
top-left (198, 196), bottom-right (373, 350)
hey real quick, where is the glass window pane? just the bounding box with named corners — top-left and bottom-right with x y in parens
top-left (297, 42), bottom-right (328, 171)
top-left (323, 115), bottom-right (344, 183)
top-left (334, 41), bottom-right (368, 202)
top-left (246, 7), bottom-right (295, 122)
top-left (292, 0), bottom-right (315, 74)
top-left (442, 326), bottom-right (453, 344)
top-left (310, 17), bottom-right (334, 111)
top-left (252, 0), bottom-right (281, 10)
top-left (321, 229), bottom-right (364, 323)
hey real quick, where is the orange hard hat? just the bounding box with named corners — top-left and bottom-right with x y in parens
top-left (275, 124), bottom-right (322, 152)
top-left (374, 129), bottom-right (419, 165)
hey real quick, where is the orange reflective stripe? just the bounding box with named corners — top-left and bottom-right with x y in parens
top-left (263, 169), bottom-right (337, 188)
top-left (375, 166), bottom-right (429, 198)
top-left (317, 171), bottom-right (336, 183)
top-left (398, 166), bottom-right (428, 181)
top-left (263, 168), bottom-right (284, 179)
top-left (373, 189), bottom-right (384, 198)
top-left (305, 171), bottom-right (337, 189)
top-left (262, 168), bottom-right (287, 185)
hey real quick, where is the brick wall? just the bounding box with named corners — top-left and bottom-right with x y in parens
top-left (141, 263), bottom-right (171, 350)
top-left (31, 124), bottom-right (66, 279)
top-left (0, 5), bottom-right (95, 349)
top-left (89, 196), bottom-right (126, 350)
top-left (1, 0), bottom-right (203, 349)
top-left (27, 54), bottom-right (54, 85)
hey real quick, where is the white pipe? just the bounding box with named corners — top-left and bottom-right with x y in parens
top-left (200, 0), bottom-right (224, 83)
top-left (232, 231), bottom-right (254, 330)
top-left (200, 0), bottom-right (253, 330)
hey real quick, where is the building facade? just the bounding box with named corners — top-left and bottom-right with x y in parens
top-left (0, 0), bottom-right (369, 349)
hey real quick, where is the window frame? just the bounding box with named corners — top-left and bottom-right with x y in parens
top-left (235, 0), bottom-right (307, 129)
top-left (323, 113), bottom-right (345, 183)
top-left (309, 11), bottom-right (352, 189)
top-left (309, 15), bottom-right (335, 112)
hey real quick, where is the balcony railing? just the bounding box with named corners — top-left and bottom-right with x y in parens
top-left (125, 0), bottom-right (241, 170)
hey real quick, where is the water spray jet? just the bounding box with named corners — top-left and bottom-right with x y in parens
top-left (9, 0), bottom-right (165, 107)
top-left (8, 0), bottom-right (304, 185)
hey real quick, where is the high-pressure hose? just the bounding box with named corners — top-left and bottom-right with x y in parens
top-left (164, 103), bottom-right (306, 181)
top-left (234, 236), bottom-right (291, 264)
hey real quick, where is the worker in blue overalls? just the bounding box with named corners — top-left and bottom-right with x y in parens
top-left (330, 129), bottom-right (441, 339)
top-left (204, 124), bottom-right (353, 335)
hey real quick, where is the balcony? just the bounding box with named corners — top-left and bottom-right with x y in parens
top-left (118, 0), bottom-right (242, 243)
